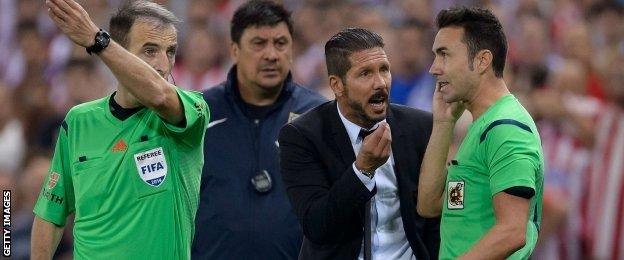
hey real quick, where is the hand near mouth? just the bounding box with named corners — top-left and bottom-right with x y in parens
top-left (432, 85), bottom-right (465, 125)
top-left (355, 122), bottom-right (392, 174)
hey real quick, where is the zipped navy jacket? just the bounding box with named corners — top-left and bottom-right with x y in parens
top-left (192, 66), bottom-right (326, 260)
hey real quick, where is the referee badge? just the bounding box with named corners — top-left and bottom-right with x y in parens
top-left (134, 147), bottom-right (168, 187)
top-left (447, 181), bottom-right (465, 209)
top-left (47, 172), bottom-right (60, 189)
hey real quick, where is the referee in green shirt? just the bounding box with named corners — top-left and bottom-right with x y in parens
top-left (417, 7), bottom-right (544, 260)
top-left (31, 0), bottom-right (209, 259)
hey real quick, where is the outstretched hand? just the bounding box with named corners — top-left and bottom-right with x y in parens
top-left (45, 0), bottom-right (99, 47)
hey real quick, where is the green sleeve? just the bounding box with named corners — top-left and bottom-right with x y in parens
top-left (162, 87), bottom-right (210, 146)
top-left (483, 124), bottom-right (541, 197)
top-left (33, 124), bottom-right (75, 226)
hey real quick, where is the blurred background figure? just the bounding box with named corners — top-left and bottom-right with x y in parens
top-left (172, 27), bottom-right (227, 91)
top-left (0, 85), bottom-right (25, 175)
top-left (583, 52), bottom-right (624, 260)
top-left (2, 0), bottom-right (622, 259)
top-left (389, 19), bottom-right (435, 111)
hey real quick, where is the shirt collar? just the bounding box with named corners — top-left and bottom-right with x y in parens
top-left (336, 102), bottom-right (385, 145)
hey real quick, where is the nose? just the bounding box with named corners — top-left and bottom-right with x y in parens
top-left (263, 45), bottom-right (278, 62)
top-left (429, 58), bottom-right (442, 76)
top-left (152, 51), bottom-right (172, 77)
top-left (373, 71), bottom-right (388, 90)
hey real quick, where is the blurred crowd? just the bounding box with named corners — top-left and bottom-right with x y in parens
top-left (0, 0), bottom-right (623, 259)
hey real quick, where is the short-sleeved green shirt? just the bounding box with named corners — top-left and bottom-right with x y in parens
top-left (33, 87), bottom-right (209, 259)
top-left (439, 94), bottom-right (543, 259)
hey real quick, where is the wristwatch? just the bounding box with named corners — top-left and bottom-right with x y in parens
top-left (357, 167), bottom-right (375, 179)
top-left (86, 29), bottom-right (110, 55)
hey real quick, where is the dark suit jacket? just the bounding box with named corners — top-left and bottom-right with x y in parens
top-left (278, 101), bottom-right (440, 260)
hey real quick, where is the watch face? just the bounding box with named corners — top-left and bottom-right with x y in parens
top-left (96, 31), bottom-right (110, 46)
top-left (87, 30), bottom-right (111, 54)
top-left (98, 34), bottom-right (110, 45)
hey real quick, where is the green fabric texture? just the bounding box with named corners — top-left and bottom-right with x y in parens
top-left (34, 87), bottom-right (209, 259)
top-left (439, 94), bottom-right (544, 259)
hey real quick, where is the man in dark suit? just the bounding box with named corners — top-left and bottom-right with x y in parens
top-left (279, 28), bottom-right (440, 260)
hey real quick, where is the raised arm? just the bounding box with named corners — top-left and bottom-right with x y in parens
top-left (417, 88), bottom-right (465, 217)
top-left (45, 0), bottom-right (183, 124)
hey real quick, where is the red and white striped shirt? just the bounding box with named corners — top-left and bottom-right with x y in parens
top-left (534, 119), bottom-right (590, 260)
top-left (584, 103), bottom-right (624, 260)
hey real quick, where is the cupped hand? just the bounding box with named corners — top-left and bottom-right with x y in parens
top-left (355, 122), bottom-right (392, 173)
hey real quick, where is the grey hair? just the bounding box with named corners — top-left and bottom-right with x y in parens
top-left (109, 0), bottom-right (180, 47)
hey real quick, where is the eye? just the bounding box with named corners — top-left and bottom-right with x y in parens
top-left (251, 39), bottom-right (266, 50)
top-left (360, 70), bottom-right (371, 77)
top-left (144, 48), bottom-right (156, 57)
top-left (275, 39), bottom-right (288, 49)
top-left (167, 48), bottom-right (176, 57)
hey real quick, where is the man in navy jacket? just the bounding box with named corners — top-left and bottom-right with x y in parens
top-left (192, 1), bottom-right (325, 259)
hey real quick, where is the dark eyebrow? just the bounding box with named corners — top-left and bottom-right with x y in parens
top-left (142, 42), bottom-right (160, 48)
top-left (250, 36), bottom-right (267, 42)
top-left (434, 46), bottom-right (448, 54)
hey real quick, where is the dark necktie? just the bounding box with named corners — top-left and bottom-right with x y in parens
top-left (358, 128), bottom-right (374, 260)
top-left (358, 128), bottom-right (375, 141)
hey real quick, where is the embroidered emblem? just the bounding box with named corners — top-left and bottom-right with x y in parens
top-left (448, 181), bottom-right (465, 209)
top-left (134, 147), bottom-right (168, 187)
top-left (112, 139), bottom-right (128, 152)
top-left (47, 172), bottom-right (60, 189)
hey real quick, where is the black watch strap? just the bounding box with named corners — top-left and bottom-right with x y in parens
top-left (86, 29), bottom-right (110, 55)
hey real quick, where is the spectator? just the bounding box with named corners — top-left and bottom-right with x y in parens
top-left (583, 52), bottom-right (624, 260)
top-left (0, 85), bottom-right (25, 174)
top-left (173, 27), bottom-right (227, 91)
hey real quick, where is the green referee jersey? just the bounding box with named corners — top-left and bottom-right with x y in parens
top-left (440, 94), bottom-right (543, 259)
top-left (33, 87), bottom-right (209, 259)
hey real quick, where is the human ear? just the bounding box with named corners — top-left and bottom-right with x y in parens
top-left (329, 75), bottom-right (344, 98)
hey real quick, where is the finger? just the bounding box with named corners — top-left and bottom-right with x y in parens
top-left (366, 124), bottom-right (385, 145)
top-left (66, 0), bottom-right (91, 22)
top-left (381, 141), bottom-right (391, 157)
top-left (52, 0), bottom-right (80, 20)
top-left (46, 0), bottom-right (70, 21)
top-left (64, 0), bottom-right (84, 11)
top-left (372, 125), bottom-right (390, 155)
top-left (50, 0), bottom-right (72, 13)
top-left (47, 6), bottom-right (67, 26)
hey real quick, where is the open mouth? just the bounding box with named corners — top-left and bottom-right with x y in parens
top-left (438, 81), bottom-right (449, 91)
top-left (368, 93), bottom-right (387, 111)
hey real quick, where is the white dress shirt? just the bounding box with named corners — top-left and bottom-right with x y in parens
top-left (337, 105), bottom-right (416, 260)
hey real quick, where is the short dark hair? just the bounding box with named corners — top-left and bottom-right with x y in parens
top-left (230, 0), bottom-right (294, 44)
top-left (436, 6), bottom-right (507, 78)
top-left (109, 0), bottom-right (179, 47)
top-left (324, 28), bottom-right (385, 82)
